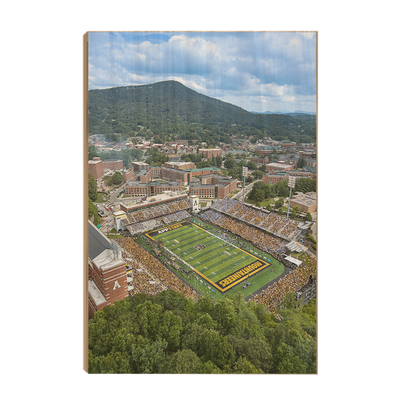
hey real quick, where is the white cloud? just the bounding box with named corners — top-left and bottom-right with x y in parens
top-left (88, 32), bottom-right (316, 112)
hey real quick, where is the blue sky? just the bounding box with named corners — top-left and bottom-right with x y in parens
top-left (89, 32), bottom-right (316, 113)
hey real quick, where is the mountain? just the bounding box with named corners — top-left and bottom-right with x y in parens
top-left (88, 80), bottom-right (316, 144)
top-left (251, 110), bottom-right (316, 115)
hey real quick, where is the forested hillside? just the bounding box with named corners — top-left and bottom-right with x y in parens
top-left (88, 81), bottom-right (316, 145)
top-left (89, 290), bottom-right (316, 374)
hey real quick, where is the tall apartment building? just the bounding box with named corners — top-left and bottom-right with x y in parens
top-left (88, 157), bottom-right (104, 180)
top-left (88, 221), bottom-right (128, 318)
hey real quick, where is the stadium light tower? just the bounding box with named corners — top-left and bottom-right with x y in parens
top-left (287, 176), bottom-right (296, 218)
top-left (242, 167), bottom-right (248, 202)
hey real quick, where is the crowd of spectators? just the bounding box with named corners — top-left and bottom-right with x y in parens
top-left (128, 269), bottom-right (164, 297)
top-left (201, 210), bottom-right (286, 255)
top-left (125, 199), bottom-right (191, 224)
top-left (252, 256), bottom-right (317, 318)
top-left (211, 198), bottom-right (300, 240)
top-left (115, 237), bottom-right (199, 300)
top-left (162, 210), bottom-right (191, 224)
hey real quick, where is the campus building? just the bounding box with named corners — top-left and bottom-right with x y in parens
top-left (103, 159), bottom-right (123, 170)
top-left (189, 175), bottom-right (237, 198)
top-left (262, 171), bottom-right (290, 185)
top-left (290, 192), bottom-right (317, 213)
top-left (88, 157), bottom-right (104, 180)
top-left (264, 162), bottom-right (294, 171)
top-left (198, 148), bottom-right (222, 159)
top-left (88, 220), bottom-right (128, 318)
top-left (124, 180), bottom-right (182, 197)
top-left (164, 161), bottom-right (196, 170)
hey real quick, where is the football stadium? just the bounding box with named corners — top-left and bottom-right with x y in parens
top-left (146, 220), bottom-right (279, 293)
top-left (91, 191), bottom-right (315, 310)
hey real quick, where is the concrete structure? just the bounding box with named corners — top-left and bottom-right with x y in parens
top-left (164, 161), bottom-right (196, 170)
top-left (113, 210), bottom-right (127, 231)
top-left (88, 221), bottom-right (128, 318)
top-left (296, 276), bottom-right (316, 305)
top-left (189, 195), bottom-right (200, 212)
top-left (131, 161), bottom-right (150, 171)
top-left (119, 194), bottom-right (190, 227)
top-left (265, 162), bottom-right (294, 171)
top-left (290, 192), bottom-right (317, 213)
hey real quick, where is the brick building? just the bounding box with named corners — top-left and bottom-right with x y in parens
top-left (262, 172), bottom-right (290, 185)
top-left (125, 180), bottom-right (182, 197)
top-left (88, 221), bottom-right (128, 318)
top-left (189, 176), bottom-right (237, 198)
top-left (88, 157), bottom-right (104, 180)
top-left (250, 156), bottom-right (269, 165)
top-left (103, 159), bottom-right (123, 170)
top-left (256, 146), bottom-right (283, 156)
top-left (280, 140), bottom-right (297, 148)
top-left (198, 148), bottom-right (222, 159)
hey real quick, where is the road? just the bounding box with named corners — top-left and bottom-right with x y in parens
top-left (231, 179), bottom-right (260, 201)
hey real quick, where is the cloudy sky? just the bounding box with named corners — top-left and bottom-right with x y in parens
top-left (89, 32), bottom-right (316, 113)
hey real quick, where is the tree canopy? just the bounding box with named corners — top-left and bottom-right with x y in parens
top-left (88, 81), bottom-right (316, 145)
top-left (88, 290), bottom-right (316, 374)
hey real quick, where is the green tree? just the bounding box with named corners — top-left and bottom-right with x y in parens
top-left (264, 184), bottom-right (272, 198)
top-left (297, 157), bottom-right (306, 169)
top-left (305, 212), bottom-right (312, 221)
top-left (211, 335), bottom-right (235, 370)
top-left (275, 198), bottom-right (284, 209)
top-left (158, 311), bottom-right (184, 351)
top-left (247, 161), bottom-right (257, 170)
top-left (252, 170), bottom-right (264, 180)
top-left (282, 292), bottom-right (300, 309)
top-left (88, 145), bottom-right (99, 160)
top-left (216, 155), bottom-right (223, 168)
top-left (131, 338), bottom-right (168, 373)
top-left (275, 180), bottom-right (290, 197)
top-left (291, 209), bottom-right (297, 218)
top-left (88, 198), bottom-right (101, 225)
top-left (224, 158), bottom-right (237, 170)
top-left (233, 357), bottom-right (263, 374)
top-left (164, 349), bottom-right (203, 373)
top-left (111, 171), bottom-right (124, 185)
top-left (196, 313), bottom-right (217, 330)
top-left (254, 189), bottom-right (265, 203)
top-left (88, 173), bottom-right (97, 202)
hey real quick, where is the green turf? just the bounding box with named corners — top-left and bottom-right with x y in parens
top-left (152, 222), bottom-right (279, 294)
top-left (145, 218), bottom-right (284, 299)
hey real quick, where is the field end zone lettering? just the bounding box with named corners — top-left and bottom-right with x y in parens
top-left (216, 260), bottom-right (269, 289)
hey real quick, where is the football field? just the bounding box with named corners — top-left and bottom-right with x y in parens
top-left (146, 221), bottom-right (271, 292)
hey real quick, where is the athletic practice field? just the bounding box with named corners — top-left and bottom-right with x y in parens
top-left (146, 221), bottom-right (272, 292)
